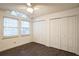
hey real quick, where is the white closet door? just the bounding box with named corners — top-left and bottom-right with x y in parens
top-left (33, 22), bottom-right (40, 43)
top-left (60, 18), bottom-right (68, 51)
top-left (76, 15), bottom-right (79, 55)
top-left (67, 16), bottom-right (77, 53)
top-left (33, 20), bottom-right (49, 46)
top-left (50, 16), bottom-right (77, 54)
top-left (50, 19), bottom-right (61, 49)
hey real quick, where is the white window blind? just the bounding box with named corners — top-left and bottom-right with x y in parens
top-left (3, 18), bottom-right (18, 36)
top-left (21, 21), bottom-right (30, 35)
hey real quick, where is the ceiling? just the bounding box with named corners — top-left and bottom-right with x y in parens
top-left (0, 3), bottom-right (79, 18)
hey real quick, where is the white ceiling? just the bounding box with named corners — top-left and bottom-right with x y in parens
top-left (0, 3), bottom-right (79, 18)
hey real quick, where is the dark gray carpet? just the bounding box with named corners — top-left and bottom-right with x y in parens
top-left (0, 42), bottom-right (78, 56)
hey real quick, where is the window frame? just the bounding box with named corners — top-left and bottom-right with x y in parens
top-left (2, 16), bottom-right (30, 39)
top-left (3, 16), bottom-right (19, 39)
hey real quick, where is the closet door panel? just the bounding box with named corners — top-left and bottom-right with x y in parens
top-left (60, 18), bottom-right (68, 51)
top-left (76, 15), bottom-right (79, 55)
top-left (33, 22), bottom-right (40, 43)
top-left (60, 16), bottom-right (77, 53)
top-left (50, 19), bottom-right (60, 49)
top-left (67, 16), bottom-right (77, 53)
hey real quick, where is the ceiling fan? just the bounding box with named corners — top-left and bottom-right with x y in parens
top-left (26, 3), bottom-right (39, 13)
top-left (26, 3), bottom-right (33, 13)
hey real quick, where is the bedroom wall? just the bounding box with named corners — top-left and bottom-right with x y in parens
top-left (33, 7), bottom-right (79, 55)
top-left (0, 10), bottom-right (32, 52)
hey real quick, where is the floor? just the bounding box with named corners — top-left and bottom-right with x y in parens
top-left (0, 42), bottom-right (78, 56)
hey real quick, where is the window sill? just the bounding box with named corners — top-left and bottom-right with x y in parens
top-left (21, 34), bottom-right (30, 37)
top-left (2, 35), bottom-right (30, 39)
top-left (2, 36), bottom-right (19, 39)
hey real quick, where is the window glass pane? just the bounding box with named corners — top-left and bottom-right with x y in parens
top-left (21, 28), bottom-right (30, 35)
top-left (4, 18), bottom-right (18, 27)
top-left (21, 21), bottom-right (30, 27)
top-left (11, 11), bottom-right (17, 16)
top-left (11, 11), bottom-right (27, 19)
top-left (4, 28), bottom-right (18, 36)
top-left (16, 11), bottom-right (22, 16)
top-left (22, 14), bottom-right (27, 18)
top-left (21, 14), bottom-right (28, 19)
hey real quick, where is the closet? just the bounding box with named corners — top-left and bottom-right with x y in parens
top-left (33, 20), bottom-right (49, 46)
top-left (50, 16), bottom-right (78, 53)
top-left (33, 8), bottom-right (79, 55)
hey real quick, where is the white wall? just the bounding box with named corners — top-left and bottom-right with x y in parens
top-left (33, 7), bottom-right (79, 55)
top-left (0, 10), bottom-right (32, 52)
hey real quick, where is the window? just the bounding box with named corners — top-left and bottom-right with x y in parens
top-left (21, 21), bottom-right (30, 35)
top-left (3, 18), bottom-right (18, 37)
top-left (11, 11), bottom-right (28, 19)
top-left (3, 10), bottom-right (30, 38)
